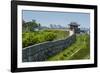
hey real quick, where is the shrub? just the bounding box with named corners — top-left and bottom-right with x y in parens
top-left (33, 35), bottom-right (45, 43)
top-left (44, 32), bottom-right (57, 41)
top-left (22, 32), bottom-right (35, 48)
top-left (60, 56), bottom-right (64, 60)
top-left (63, 54), bottom-right (67, 57)
top-left (22, 29), bottom-right (68, 48)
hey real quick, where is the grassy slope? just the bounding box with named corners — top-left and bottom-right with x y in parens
top-left (48, 33), bottom-right (90, 61)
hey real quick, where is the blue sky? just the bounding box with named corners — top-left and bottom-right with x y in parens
top-left (22, 10), bottom-right (90, 28)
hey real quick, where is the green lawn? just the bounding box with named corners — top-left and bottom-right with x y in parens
top-left (48, 33), bottom-right (90, 61)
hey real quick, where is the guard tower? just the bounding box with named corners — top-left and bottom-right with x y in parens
top-left (68, 22), bottom-right (80, 34)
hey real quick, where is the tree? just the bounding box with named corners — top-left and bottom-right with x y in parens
top-left (22, 20), bottom-right (40, 32)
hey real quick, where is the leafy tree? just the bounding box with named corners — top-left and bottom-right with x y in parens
top-left (22, 20), bottom-right (40, 32)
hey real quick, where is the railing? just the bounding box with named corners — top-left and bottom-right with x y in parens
top-left (22, 34), bottom-right (76, 62)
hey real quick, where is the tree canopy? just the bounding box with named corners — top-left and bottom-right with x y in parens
top-left (22, 20), bottom-right (40, 32)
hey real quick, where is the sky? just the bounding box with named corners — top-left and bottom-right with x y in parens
top-left (22, 10), bottom-right (90, 28)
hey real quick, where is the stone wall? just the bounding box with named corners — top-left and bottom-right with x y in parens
top-left (22, 34), bottom-right (76, 62)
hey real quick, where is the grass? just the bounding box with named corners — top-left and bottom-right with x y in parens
top-left (48, 33), bottom-right (90, 61)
